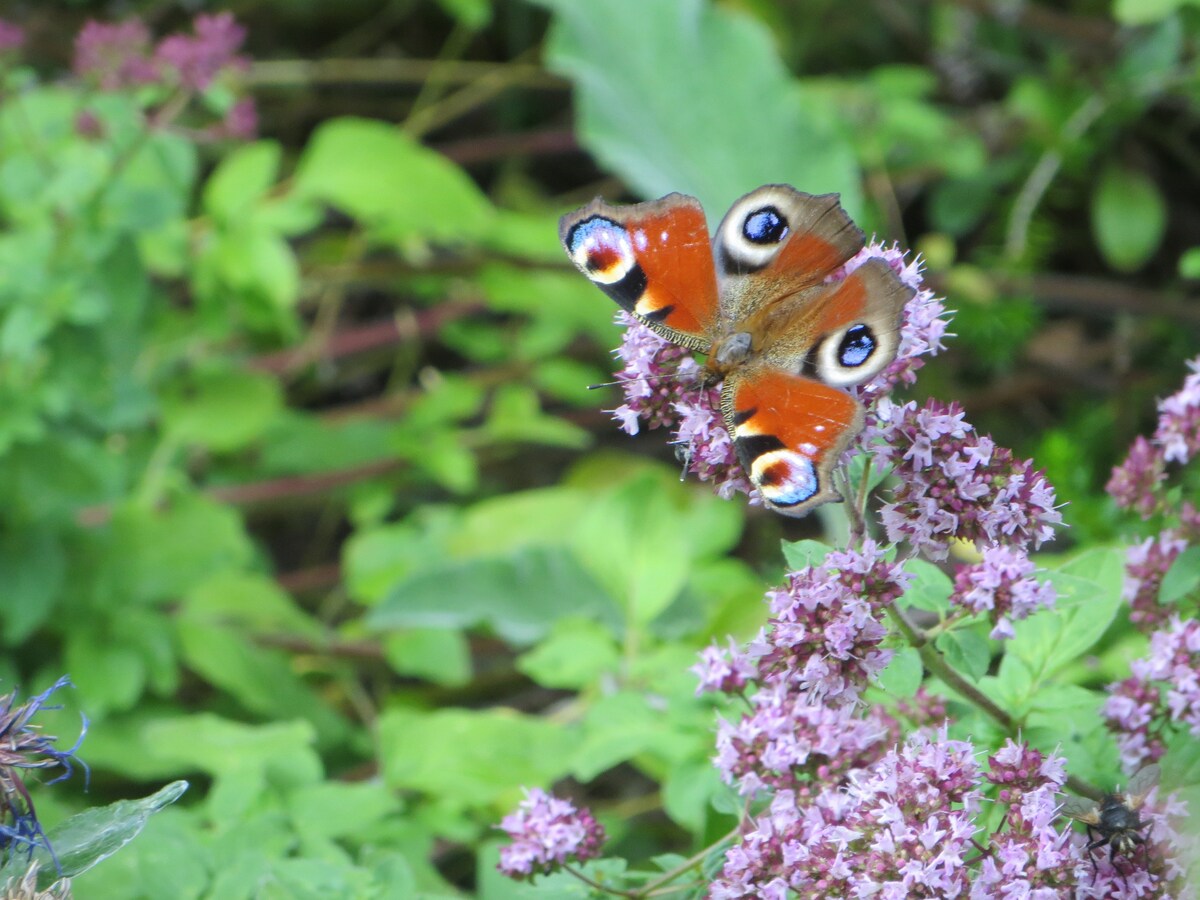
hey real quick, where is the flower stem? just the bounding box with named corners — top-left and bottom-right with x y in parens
top-left (886, 604), bottom-right (1103, 800)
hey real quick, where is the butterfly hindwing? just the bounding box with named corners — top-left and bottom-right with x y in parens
top-left (559, 193), bottom-right (719, 352)
top-left (722, 370), bottom-right (864, 516)
top-left (751, 257), bottom-right (912, 388)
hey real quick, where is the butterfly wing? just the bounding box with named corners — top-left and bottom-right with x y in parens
top-left (722, 369), bottom-right (863, 515)
top-left (708, 187), bottom-right (913, 516)
top-left (559, 193), bottom-right (719, 352)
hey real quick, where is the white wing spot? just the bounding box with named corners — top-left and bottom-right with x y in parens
top-left (634, 229), bottom-right (649, 251)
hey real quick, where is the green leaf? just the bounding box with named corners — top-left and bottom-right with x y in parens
top-left (436, 0), bottom-right (493, 29)
top-left (1180, 246), bottom-right (1200, 279)
top-left (162, 367), bottom-right (283, 452)
top-left (781, 539), bottom-right (831, 572)
top-left (516, 618), bottom-right (620, 689)
top-left (203, 140), bottom-right (281, 223)
top-left (875, 646), bottom-right (923, 697)
top-left (293, 117), bottom-right (492, 243)
top-left (0, 525), bottom-right (63, 644)
top-left (936, 628), bottom-right (991, 682)
top-left (382, 627), bottom-right (472, 686)
top-left (1113, 0), bottom-right (1200, 25)
top-left (1160, 545), bottom-right (1200, 605)
top-left (573, 476), bottom-right (692, 627)
top-left (368, 545), bottom-right (622, 645)
top-left (10, 782), bottom-right (188, 886)
top-left (902, 559), bottom-right (954, 613)
top-left (286, 782), bottom-right (400, 843)
top-left (379, 708), bottom-right (574, 805)
top-left (1091, 164), bottom-right (1166, 273)
top-left (536, 0), bottom-right (861, 217)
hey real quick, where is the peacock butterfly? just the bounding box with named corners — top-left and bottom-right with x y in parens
top-left (560, 185), bottom-right (912, 517)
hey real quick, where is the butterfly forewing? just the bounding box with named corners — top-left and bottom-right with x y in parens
top-left (559, 194), bottom-right (719, 351)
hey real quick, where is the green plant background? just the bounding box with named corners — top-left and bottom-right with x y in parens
top-left (3, 0), bottom-right (1200, 896)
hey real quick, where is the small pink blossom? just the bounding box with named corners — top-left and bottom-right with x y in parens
top-left (496, 788), bottom-right (605, 880)
top-left (951, 545), bottom-right (1056, 639)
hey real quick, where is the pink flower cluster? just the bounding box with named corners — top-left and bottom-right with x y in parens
top-left (696, 543), bottom-right (910, 796)
top-left (712, 729), bottom-right (982, 898)
top-left (608, 241), bottom-right (947, 505)
top-left (1121, 532), bottom-right (1188, 631)
top-left (870, 398), bottom-right (1061, 560)
top-left (1109, 355), bottom-right (1200, 516)
top-left (1105, 615), bottom-right (1200, 772)
top-left (951, 544), bottom-right (1057, 639)
top-left (496, 788), bottom-right (605, 881)
top-left (0, 19), bottom-right (25, 52)
top-left (74, 13), bottom-right (248, 92)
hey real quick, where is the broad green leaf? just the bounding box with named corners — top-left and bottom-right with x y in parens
top-left (481, 383), bottom-right (591, 449)
top-left (571, 691), bottom-right (697, 781)
top-left (293, 117), bottom-right (492, 243)
top-left (1160, 545), bottom-right (1200, 605)
top-left (0, 524), bottom-right (63, 644)
top-left (875, 646), bottom-right (923, 697)
top-left (574, 475), bottom-right (692, 627)
top-left (450, 486), bottom-right (592, 556)
top-left (162, 367), bottom-right (283, 452)
top-left (286, 782), bottom-right (400, 843)
top-left (1113, 0), bottom-right (1200, 25)
top-left (537, 0), bottom-right (861, 217)
top-left (936, 627), bottom-right (991, 682)
top-left (368, 545), bottom-right (622, 645)
top-left (516, 618), bottom-right (620, 689)
top-left (1091, 164), bottom-right (1166, 273)
top-left (662, 759), bottom-right (728, 833)
top-left (382, 627), bottom-right (472, 686)
top-left (8, 782), bottom-right (188, 887)
top-left (379, 708), bottom-right (573, 804)
top-left (781, 539), bottom-right (832, 573)
top-left (63, 629), bottom-right (146, 715)
top-left (1180, 246), bottom-right (1200, 279)
top-left (902, 558), bottom-right (954, 612)
top-left (203, 140), bottom-right (281, 223)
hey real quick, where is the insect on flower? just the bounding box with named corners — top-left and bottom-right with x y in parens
top-left (1059, 764), bottom-right (1159, 873)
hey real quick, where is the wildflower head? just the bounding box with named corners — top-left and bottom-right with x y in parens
top-left (871, 398), bottom-right (1062, 559)
top-left (0, 677), bottom-right (88, 861)
top-left (73, 19), bottom-right (160, 89)
top-left (950, 545), bottom-right (1056, 640)
top-left (155, 12), bottom-right (249, 92)
top-left (0, 20), bottom-right (25, 54)
top-left (496, 788), bottom-right (605, 881)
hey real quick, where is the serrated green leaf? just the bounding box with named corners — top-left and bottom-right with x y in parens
top-left (536, 0), bottom-right (861, 217)
top-left (1091, 164), bottom-right (1166, 273)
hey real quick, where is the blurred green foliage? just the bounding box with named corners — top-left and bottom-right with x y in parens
top-left (0, 0), bottom-right (1197, 896)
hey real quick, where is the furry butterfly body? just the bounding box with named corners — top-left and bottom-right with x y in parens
top-left (560, 185), bottom-right (913, 517)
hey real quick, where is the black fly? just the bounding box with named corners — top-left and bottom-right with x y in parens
top-left (1060, 764), bottom-right (1159, 875)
